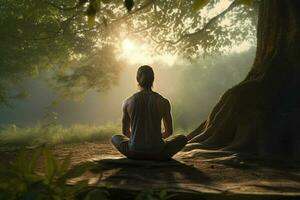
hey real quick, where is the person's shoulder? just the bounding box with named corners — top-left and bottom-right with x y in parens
top-left (154, 92), bottom-right (170, 105)
top-left (122, 94), bottom-right (133, 107)
top-left (123, 92), bottom-right (139, 106)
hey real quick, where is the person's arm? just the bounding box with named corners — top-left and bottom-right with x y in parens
top-left (122, 101), bottom-right (131, 138)
top-left (162, 99), bottom-right (173, 139)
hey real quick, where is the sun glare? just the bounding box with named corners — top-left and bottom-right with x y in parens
top-left (119, 38), bottom-right (177, 67)
top-left (122, 39), bottom-right (136, 51)
top-left (117, 0), bottom-right (252, 68)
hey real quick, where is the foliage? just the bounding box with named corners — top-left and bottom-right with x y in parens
top-left (124, 0), bottom-right (135, 12)
top-left (115, 0), bottom-right (258, 57)
top-left (1, 0), bottom-right (258, 105)
top-left (193, 0), bottom-right (210, 11)
top-left (193, 0), bottom-right (255, 11)
top-left (1, 0), bottom-right (121, 105)
top-left (0, 123), bottom-right (120, 147)
top-left (0, 146), bottom-right (177, 200)
top-left (0, 147), bottom-right (96, 200)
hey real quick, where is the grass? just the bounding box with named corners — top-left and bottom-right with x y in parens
top-left (0, 122), bottom-right (191, 147)
top-left (0, 123), bottom-right (120, 147)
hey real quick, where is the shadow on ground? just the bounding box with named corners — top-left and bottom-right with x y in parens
top-left (70, 147), bottom-right (300, 200)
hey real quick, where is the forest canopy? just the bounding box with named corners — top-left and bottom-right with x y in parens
top-left (0, 0), bottom-right (258, 106)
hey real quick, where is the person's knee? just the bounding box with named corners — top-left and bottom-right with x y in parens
top-left (111, 134), bottom-right (117, 143)
top-left (111, 134), bottom-right (129, 146)
top-left (176, 134), bottom-right (188, 145)
top-left (111, 134), bottom-right (122, 145)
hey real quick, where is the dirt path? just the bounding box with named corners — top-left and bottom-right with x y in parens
top-left (51, 141), bottom-right (120, 165)
top-left (0, 141), bottom-right (119, 168)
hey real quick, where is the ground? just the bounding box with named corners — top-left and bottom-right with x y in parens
top-left (1, 141), bottom-right (300, 199)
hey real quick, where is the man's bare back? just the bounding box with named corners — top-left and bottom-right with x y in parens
top-left (123, 90), bottom-right (173, 139)
top-left (111, 65), bottom-right (187, 160)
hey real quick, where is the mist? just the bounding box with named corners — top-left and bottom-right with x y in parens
top-left (0, 48), bottom-right (255, 131)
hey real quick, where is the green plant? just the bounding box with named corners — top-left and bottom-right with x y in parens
top-left (0, 123), bottom-right (120, 146)
top-left (0, 147), bottom-right (176, 200)
top-left (0, 147), bottom-right (96, 200)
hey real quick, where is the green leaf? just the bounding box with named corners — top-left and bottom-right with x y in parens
top-left (236, 0), bottom-right (253, 6)
top-left (28, 148), bottom-right (43, 173)
top-left (78, 0), bottom-right (88, 6)
top-left (13, 148), bottom-right (31, 177)
top-left (124, 0), bottom-right (134, 12)
top-left (86, 0), bottom-right (99, 27)
top-left (43, 148), bottom-right (58, 183)
top-left (0, 174), bottom-right (20, 189)
top-left (88, 15), bottom-right (96, 28)
top-left (192, 0), bottom-right (209, 11)
top-left (56, 162), bottom-right (94, 184)
top-left (24, 174), bottom-right (44, 183)
top-left (59, 153), bottom-right (71, 175)
top-left (86, 0), bottom-right (99, 15)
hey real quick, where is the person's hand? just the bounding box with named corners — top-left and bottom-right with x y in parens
top-left (162, 131), bottom-right (170, 139)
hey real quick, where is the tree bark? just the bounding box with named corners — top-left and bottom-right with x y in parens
top-left (187, 0), bottom-right (300, 160)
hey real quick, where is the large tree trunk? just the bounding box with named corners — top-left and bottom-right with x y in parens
top-left (186, 0), bottom-right (300, 160)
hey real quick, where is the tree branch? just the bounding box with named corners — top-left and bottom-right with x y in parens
top-left (43, 0), bottom-right (83, 11)
top-left (9, 12), bottom-right (79, 41)
top-left (111, 0), bottom-right (155, 23)
top-left (128, 22), bottom-right (158, 34)
top-left (155, 0), bottom-right (238, 45)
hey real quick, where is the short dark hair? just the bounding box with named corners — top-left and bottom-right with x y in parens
top-left (136, 65), bottom-right (154, 89)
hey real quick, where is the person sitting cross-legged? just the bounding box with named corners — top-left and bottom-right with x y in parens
top-left (111, 65), bottom-right (187, 160)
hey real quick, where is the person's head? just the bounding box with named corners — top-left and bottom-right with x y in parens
top-left (136, 65), bottom-right (154, 90)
